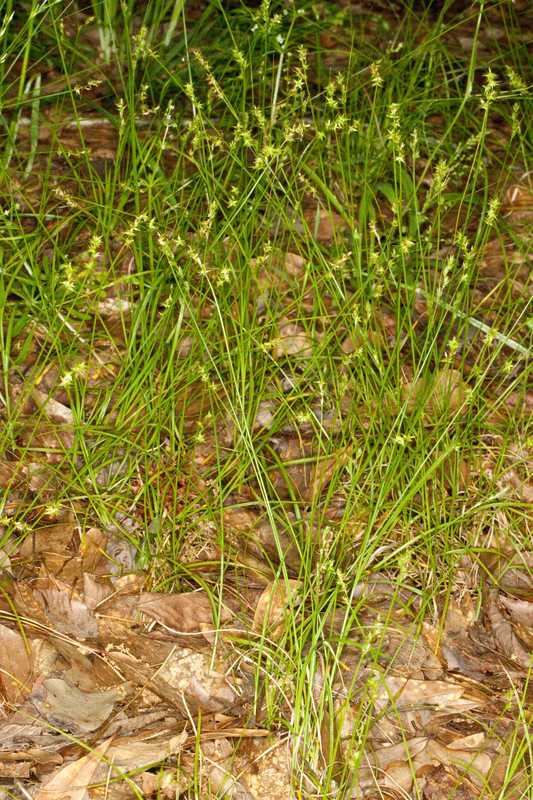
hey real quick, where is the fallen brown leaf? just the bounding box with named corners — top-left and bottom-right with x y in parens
top-left (29, 677), bottom-right (120, 734)
top-left (485, 590), bottom-right (531, 668)
top-left (18, 518), bottom-right (76, 562)
top-left (36, 584), bottom-right (98, 639)
top-left (499, 595), bottom-right (533, 627)
top-left (402, 368), bottom-right (468, 419)
top-left (138, 590), bottom-right (233, 632)
top-left (422, 764), bottom-right (478, 799)
top-left (31, 388), bottom-right (74, 426)
top-left (284, 252), bottom-right (306, 277)
top-left (0, 761), bottom-right (31, 777)
top-left (0, 624), bottom-right (33, 704)
top-left (103, 731), bottom-right (187, 774)
top-left (273, 319), bottom-right (314, 359)
top-left (301, 205), bottom-right (349, 242)
top-left (35, 739), bottom-right (112, 800)
top-left (253, 579), bottom-right (300, 641)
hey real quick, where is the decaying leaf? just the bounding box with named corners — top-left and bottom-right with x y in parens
top-left (138, 590), bottom-right (233, 632)
top-left (480, 550), bottom-right (533, 599)
top-left (232, 737), bottom-right (292, 800)
top-left (0, 624), bottom-right (33, 704)
top-left (499, 595), bottom-right (533, 627)
top-left (104, 731), bottom-right (187, 773)
top-left (18, 519), bottom-right (76, 561)
top-left (31, 388), bottom-right (74, 426)
top-left (485, 590), bottom-right (531, 668)
top-left (36, 586), bottom-right (98, 639)
top-left (253, 579), bottom-right (300, 640)
top-left (273, 320), bottom-right (314, 359)
top-left (156, 647), bottom-right (241, 713)
top-left (300, 205), bottom-right (349, 242)
top-left (35, 739), bottom-right (112, 800)
top-left (284, 252), bottom-right (306, 277)
top-left (29, 677), bottom-right (120, 734)
top-left (402, 368), bottom-right (468, 419)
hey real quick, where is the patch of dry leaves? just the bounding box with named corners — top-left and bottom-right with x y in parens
top-left (0, 485), bottom-right (530, 799)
